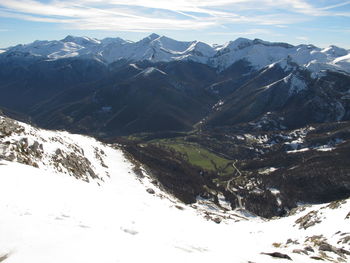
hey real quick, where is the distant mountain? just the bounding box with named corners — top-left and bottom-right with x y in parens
top-left (2, 33), bottom-right (215, 65)
top-left (28, 61), bottom-right (217, 136)
top-left (205, 59), bottom-right (350, 129)
top-left (0, 34), bottom-right (350, 137)
top-left (2, 34), bottom-right (349, 74)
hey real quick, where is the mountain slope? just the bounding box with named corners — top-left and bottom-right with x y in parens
top-left (0, 115), bottom-right (350, 263)
top-left (205, 61), bottom-right (350, 129)
top-left (26, 61), bottom-right (218, 136)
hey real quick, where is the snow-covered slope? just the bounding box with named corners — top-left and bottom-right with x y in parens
top-left (3, 35), bottom-right (349, 74)
top-left (3, 34), bottom-right (214, 65)
top-left (211, 38), bottom-right (295, 70)
top-left (0, 115), bottom-right (350, 263)
top-left (211, 38), bottom-right (350, 75)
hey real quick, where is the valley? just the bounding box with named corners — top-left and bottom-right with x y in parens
top-left (0, 34), bottom-right (350, 262)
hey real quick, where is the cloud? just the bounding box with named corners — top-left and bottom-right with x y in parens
top-left (209, 28), bottom-right (284, 37)
top-left (0, 0), bottom-right (348, 32)
top-left (296, 36), bottom-right (309, 41)
top-left (320, 1), bottom-right (350, 11)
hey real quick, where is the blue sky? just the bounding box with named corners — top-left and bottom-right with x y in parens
top-left (0, 0), bottom-right (349, 48)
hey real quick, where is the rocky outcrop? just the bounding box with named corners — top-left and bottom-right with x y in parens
top-left (52, 149), bottom-right (98, 182)
top-left (0, 115), bottom-right (106, 182)
top-left (261, 252), bottom-right (292, 260)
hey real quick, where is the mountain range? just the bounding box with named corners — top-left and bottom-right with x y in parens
top-left (2, 33), bottom-right (350, 73)
top-left (0, 34), bottom-right (350, 219)
top-left (0, 34), bottom-right (350, 136)
top-left (1, 34), bottom-right (350, 262)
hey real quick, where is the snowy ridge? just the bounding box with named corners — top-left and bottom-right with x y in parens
top-left (0, 116), bottom-right (110, 182)
top-left (3, 33), bottom-right (214, 65)
top-left (0, 116), bottom-right (350, 262)
top-left (2, 35), bottom-right (350, 74)
top-left (211, 38), bottom-right (350, 75)
top-left (0, 115), bottom-right (241, 221)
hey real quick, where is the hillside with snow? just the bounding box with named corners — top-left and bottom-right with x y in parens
top-left (2, 34), bottom-right (350, 74)
top-left (0, 115), bottom-right (350, 263)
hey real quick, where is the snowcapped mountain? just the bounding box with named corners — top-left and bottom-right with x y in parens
top-left (2, 34), bottom-right (349, 75)
top-left (0, 114), bottom-right (350, 263)
top-left (1, 40), bottom-right (349, 136)
top-left (2, 33), bottom-right (214, 65)
top-left (210, 38), bottom-right (350, 76)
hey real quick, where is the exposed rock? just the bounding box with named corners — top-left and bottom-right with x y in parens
top-left (295, 210), bottom-right (321, 229)
top-left (286, 239), bottom-right (299, 245)
top-left (94, 147), bottom-right (108, 168)
top-left (319, 242), bottom-right (335, 252)
top-left (261, 252), bottom-right (292, 260)
top-left (0, 133), bottom-right (44, 168)
top-left (292, 249), bottom-right (308, 255)
top-left (272, 242), bottom-right (282, 248)
top-left (146, 188), bottom-right (155, 194)
top-left (339, 235), bottom-right (350, 244)
top-left (318, 241), bottom-right (350, 257)
top-left (213, 217), bottom-right (222, 224)
top-left (0, 253), bottom-right (9, 263)
top-left (337, 257), bottom-right (347, 262)
top-left (305, 235), bottom-right (326, 246)
top-left (327, 200), bottom-right (347, 209)
top-left (0, 117), bottom-right (25, 137)
top-left (338, 248), bottom-right (350, 256)
top-left (52, 151), bottom-right (98, 182)
top-left (310, 256), bottom-right (324, 261)
top-left (304, 246), bottom-right (315, 252)
top-left (346, 212), bottom-right (350, 219)
top-left (175, 205), bottom-right (184, 210)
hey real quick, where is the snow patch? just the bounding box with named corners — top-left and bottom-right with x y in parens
top-left (288, 75), bottom-right (307, 95)
top-left (129, 63), bottom-right (141, 70)
top-left (259, 167), bottom-right (278, 175)
top-left (141, 67), bottom-right (167, 76)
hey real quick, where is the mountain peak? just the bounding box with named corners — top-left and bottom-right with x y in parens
top-left (62, 35), bottom-right (100, 45)
top-left (62, 35), bottom-right (75, 42)
top-left (137, 33), bottom-right (161, 45)
top-left (147, 33), bottom-right (161, 40)
top-left (322, 45), bottom-right (348, 57)
top-left (225, 37), bottom-right (253, 50)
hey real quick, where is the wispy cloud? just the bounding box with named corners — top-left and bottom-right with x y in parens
top-left (209, 28), bottom-right (284, 37)
top-left (320, 1), bottom-right (350, 11)
top-left (0, 0), bottom-right (349, 32)
top-left (296, 36), bottom-right (309, 41)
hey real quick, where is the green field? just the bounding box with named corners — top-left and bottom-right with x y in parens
top-left (152, 139), bottom-right (234, 175)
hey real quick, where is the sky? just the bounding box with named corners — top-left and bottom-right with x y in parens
top-left (0, 0), bottom-right (349, 49)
